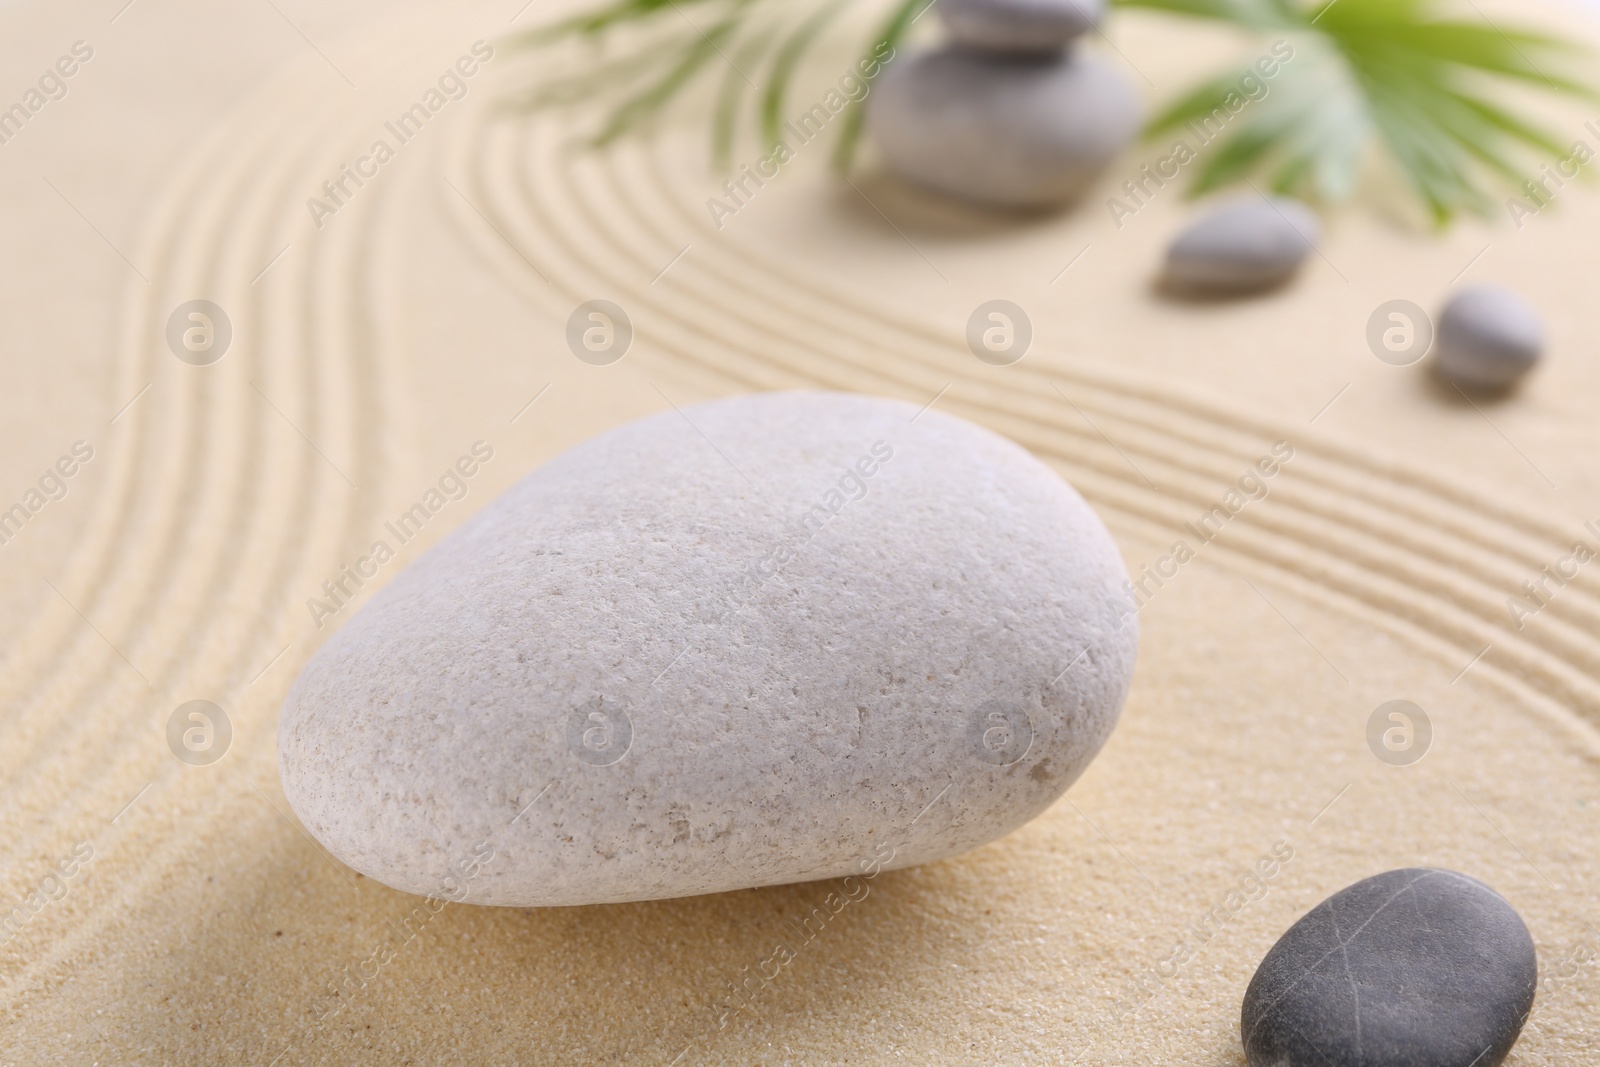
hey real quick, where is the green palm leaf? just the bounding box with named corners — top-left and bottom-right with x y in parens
top-left (761, 1), bottom-right (849, 150)
top-left (830, 0), bottom-right (935, 169)
top-left (1124, 0), bottom-right (1595, 222)
top-left (511, 0), bottom-right (1595, 225)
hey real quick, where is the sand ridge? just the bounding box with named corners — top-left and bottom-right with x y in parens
top-left (2, 0), bottom-right (1599, 1063)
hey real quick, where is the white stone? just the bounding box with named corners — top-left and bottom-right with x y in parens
top-left (868, 49), bottom-right (1140, 208)
top-left (279, 392), bottom-right (1137, 906)
top-left (1165, 196), bottom-right (1321, 293)
top-left (941, 0), bottom-right (1104, 54)
top-left (1434, 284), bottom-right (1543, 391)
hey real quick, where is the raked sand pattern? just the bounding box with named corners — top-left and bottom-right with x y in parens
top-left (3, 0), bottom-right (1600, 1063)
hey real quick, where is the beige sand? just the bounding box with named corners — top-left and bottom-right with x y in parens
top-left (2, 0), bottom-right (1600, 1062)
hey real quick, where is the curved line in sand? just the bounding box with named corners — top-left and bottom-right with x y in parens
top-left (4, 27), bottom-right (1595, 1030)
top-left (0, 15), bottom-right (488, 993)
top-left (0, 34), bottom-right (424, 934)
top-left (442, 108), bottom-right (1600, 754)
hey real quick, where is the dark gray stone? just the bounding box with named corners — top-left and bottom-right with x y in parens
top-left (868, 48), bottom-right (1140, 208)
top-left (1242, 868), bottom-right (1537, 1067)
top-left (1165, 196), bottom-right (1320, 293)
top-left (1434, 284), bottom-right (1544, 391)
top-left (940, 0), bottom-right (1103, 53)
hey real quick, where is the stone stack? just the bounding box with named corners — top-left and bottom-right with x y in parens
top-left (868, 0), bottom-right (1140, 208)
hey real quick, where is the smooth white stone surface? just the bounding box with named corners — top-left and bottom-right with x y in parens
top-left (280, 392), bottom-right (1138, 906)
top-left (1165, 196), bottom-right (1321, 292)
top-left (868, 49), bottom-right (1140, 208)
top-left (1435, 284), bottom-right (1544, 391)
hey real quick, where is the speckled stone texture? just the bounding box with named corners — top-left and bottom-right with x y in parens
top-left (279, 392), bottom-right (1138, 906)
top-left (1241, 868), bottom-right (1537, 1067)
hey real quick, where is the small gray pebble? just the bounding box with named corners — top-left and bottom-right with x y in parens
top-left (1434, 284), bottom-right (1543, 391)
top-left (940, 0), bottom-right (1103, 53)
top-left (1242, 868), bottom-right (1537, 1067)
top-left (1165, 197), bottom-right (1320, 293)
top-left (868, 48), bottom-right (1140, 208)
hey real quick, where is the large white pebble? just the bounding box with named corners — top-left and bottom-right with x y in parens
top-left (1434, 284), bottom-right (1543, 391)
top-left (280, 392), bottom-right (1137, 906)
top-left (868, 48), bottom-right (1140, 208)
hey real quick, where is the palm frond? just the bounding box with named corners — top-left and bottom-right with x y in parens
top-left (514, 0), bottom-right (715, 43)
top-left (714, 30), bottom-right (778, 163)
top-left (831, 0), bottom-right (933, 169)
top-left (513, 35), bottom-right (695, 110)
top-left (592, 14), bottom-right (744, 144)
top-left (761, 1), bottom-right (849, 149)
top-left (510, 0), bottom-right (1595, 224)
top-left (1122, 0), bottom-right (1595, 222)
top-left (1114, 0), bottom-right (1293, 29)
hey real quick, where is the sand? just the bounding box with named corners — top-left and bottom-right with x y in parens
top-left (2, 0), bottom-right (1600, 1063)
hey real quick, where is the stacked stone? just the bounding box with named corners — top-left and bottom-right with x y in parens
top-left (868, 0), bottom-right (1140, 208)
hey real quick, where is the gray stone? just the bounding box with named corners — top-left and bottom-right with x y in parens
top-left (1165, 197), bottom-right (1321, 293)
top-left (940, 0), bottom-right (1103, 54)
top-left (1434, 284), bottom-right (1543, 391)
top-left (868, 48), bottom-right (1140, 208)
top-left (280, 392), bottom-right (1138, 906)
top-left (1242, 868), bottom-right (1537, 1067)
